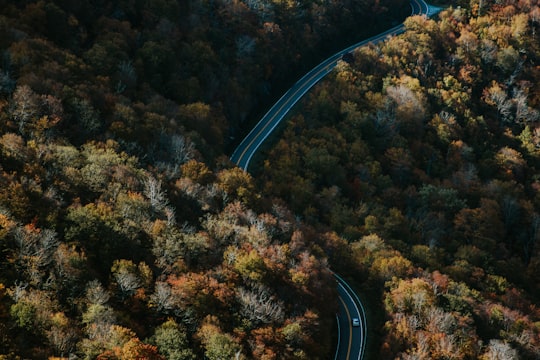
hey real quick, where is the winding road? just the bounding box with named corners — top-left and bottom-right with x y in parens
top-left (334, 274), bottom-right (368, 360)
top-left (230, 0), bottom-right (441, 358)
top-left (231, 0), bottom-right (441, 171)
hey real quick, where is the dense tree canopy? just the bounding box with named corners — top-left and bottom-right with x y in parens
top-left (259, 0), bottom-right (540, 358)
top-left (1, 0), bottom-right (539, 358)
top-left (0, 0), bottom-right (407, 357)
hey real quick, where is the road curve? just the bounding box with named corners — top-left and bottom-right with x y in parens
top-left (230, 1), bottom-right (441, 359)
top-left (334, 273), bottom-right (367, 360)
top-left (230, 0), bottom-right (441, 171)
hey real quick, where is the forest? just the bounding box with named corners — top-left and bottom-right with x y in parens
top-left (0, 0), bottom-right (403, 359)
top-left (0, 0), bottom-right (539, 359)
top-left (259, 0), bottom-right (540, 358)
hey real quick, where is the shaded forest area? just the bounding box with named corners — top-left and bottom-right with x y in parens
top-left (260, 0), bottom-right (540, 358)
top-left (0, 0), bottom-right (407, 155)
top-left (0, 0), bottom-right (406, 359)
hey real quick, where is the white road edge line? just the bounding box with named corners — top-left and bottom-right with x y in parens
top-left (335, 274), bottom-right (367, 360)
top-left (334, 313), bottom-right (341, 360)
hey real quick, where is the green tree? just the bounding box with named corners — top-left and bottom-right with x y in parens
top-left (151, 319), bottom-right (196, 360)
top-left (217, 167), bottom-right (258, 205)
top-left (197, 318), bottom-right (245, 360)
top-left (10, 301), bottom-right (36, 331)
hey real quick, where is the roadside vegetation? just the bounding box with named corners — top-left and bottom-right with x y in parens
top-left (260, 0), bottom-right (540, 358)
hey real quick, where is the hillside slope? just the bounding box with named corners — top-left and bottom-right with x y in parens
top-left (260, 1), bottom-right (540, 358)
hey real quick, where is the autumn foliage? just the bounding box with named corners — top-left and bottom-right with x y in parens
top-left (259, 0), bottom-right (540, 358)
top-left (0, 0), bottom-right (402, 357)
top-left (1, 0), bottom-right (540, 358)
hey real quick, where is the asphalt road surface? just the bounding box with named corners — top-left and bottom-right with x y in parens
top-left (334, 274), bottom-right (367, 360)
